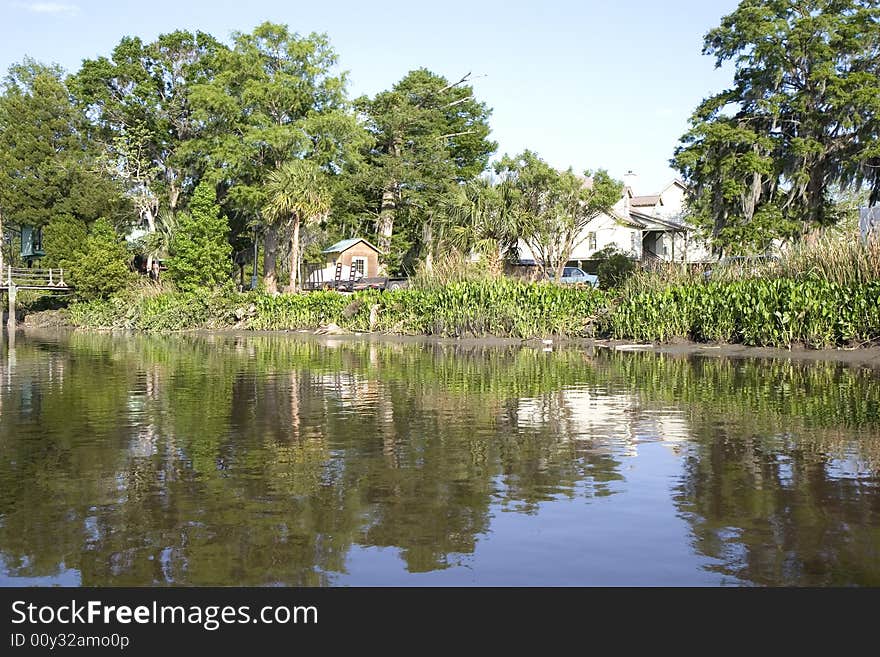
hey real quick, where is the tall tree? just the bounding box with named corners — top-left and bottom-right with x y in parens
top-left (673, 0), bottom-right (880, 254)
top-left (190, 22), bottom-right (361, 294)
top-left (263, 160), bottom-right (331, 292)
top-left (166, 180), bottom-right (232, 292)
top-left (495, 151), bottom-right (621, 281)
top-left (0, 58), bottom-right (127, 270)
top-left (72, 31), bottom-right (224, 265)
top-left (354, 69), bottom-right (496, 274)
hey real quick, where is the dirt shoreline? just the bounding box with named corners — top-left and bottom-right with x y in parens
top-left (19, 322), bottom-right (880, 367)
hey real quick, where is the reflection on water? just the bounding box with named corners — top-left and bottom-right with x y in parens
top-left (0, 330), bottom-right (879, 586)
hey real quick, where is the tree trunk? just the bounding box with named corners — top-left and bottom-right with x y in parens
top-left (377, 184), bottom-right (396, 275)
top-left (554, 260), bottom-right (566, 282)
top-left (423, 217), bottom-right (433, 275)
top-left (143, 206), bottom-right (157, 271)
top-left (289, 216), bottom-right (301, 292)
top-left (263, 224), bottom-right (279, 294)
top-left (491, 242), bottom-right (505, 277)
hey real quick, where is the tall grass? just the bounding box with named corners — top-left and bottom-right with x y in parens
top-left (408, 252), bottom-right (500, 290)
top-left (778, 235), bottom-right (880, 285)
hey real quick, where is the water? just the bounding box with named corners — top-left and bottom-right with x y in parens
top-left (1, 330), bottom-right (878, 586)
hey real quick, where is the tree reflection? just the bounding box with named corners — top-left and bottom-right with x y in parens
top-left (614, 352), bottom-right (880, 586)
top-left (1, 333), bottom-right (879, 585)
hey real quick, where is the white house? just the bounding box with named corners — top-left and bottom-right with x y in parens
top-left (515, 172), bottom-right (713, 271)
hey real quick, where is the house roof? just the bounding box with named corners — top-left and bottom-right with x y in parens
top-left (631, 210), bottom-right (689, 231)
top-left (322, 238), bottom-right (381, 254)
top-left (661, 179), bottom-right (688, 192)
top-left (630, 194), bottom-right (662, 207)
top-left (610, 210), bottom-right (646, 228)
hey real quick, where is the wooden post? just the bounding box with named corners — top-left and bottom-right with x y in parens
top-left (0, 205), bottom-right (4, 280)
top-left (7, 282), bottom-right (16, 331)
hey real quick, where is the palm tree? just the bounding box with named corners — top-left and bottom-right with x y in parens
top-left (263, 160), bottom-right (331, 292)
top-left (142, 208), bottom-right (178, 270)
top-left (443, 177), bottom-right (520, 275)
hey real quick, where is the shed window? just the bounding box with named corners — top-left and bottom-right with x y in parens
top-left (351, 256), bottom-right (367, 276)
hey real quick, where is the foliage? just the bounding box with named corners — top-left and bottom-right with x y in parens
top-left (494, 151), bottom-right (622, 280)
top-left (593, 246), bottom-right (636, 290)
top-left (0, 59), bottom-right (127, 241)
top-left (439, 177), bottom-right (519, 274)
top-left (166, 181), bottom-right (232, 292)
top-left (70, 285), bottom-right (249, 331)
top-left (72, 30), bottom-right (224, 227)
top-left (673, 0), bottom-right (880, 253)
top-left (67, 218), bottom-right (133, 300)
top-left (71, 279), bottom-right (608, 338)
top-left (40, 213), bottom-right (89, 272)
top-left (346, 69), bottom-right (496, 273)
top-left (140, 208), bottom-right (179, 263)
top-left (251, 280), bottom-right (608, 337)
top-left (409, 252), bottom-right (499, 289)
top-left (779, 233), bottom-right (880, 286)
top-left (354, 280), bottom-right (607, 338)
top-left (607, 278), bottom-right (880, 348)
top-left (189, 22), bottom-right (362, 290)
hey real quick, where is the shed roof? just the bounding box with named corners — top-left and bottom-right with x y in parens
top-left (322, 238), bottom-right (381, 254)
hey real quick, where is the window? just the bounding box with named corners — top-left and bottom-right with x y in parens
top-left (351, 256), bottom-right (367, 276)
top-left (587, 232), bottom-right (597, 252)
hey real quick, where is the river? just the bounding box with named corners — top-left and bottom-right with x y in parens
top-left (1, 330), bottom-right (878, 586)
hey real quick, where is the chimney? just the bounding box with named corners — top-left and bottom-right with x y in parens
top-left (623, 170), bottom-right (638, 194)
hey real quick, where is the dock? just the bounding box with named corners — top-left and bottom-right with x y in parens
top-left (1, 266), bottom-right (71, 329)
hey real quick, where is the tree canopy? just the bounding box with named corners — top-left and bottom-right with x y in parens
top-left (674, 0), bottom-right (880, 253)
top-left (0, 59), bottom-right (127, 232)
top-left (0, 19), bottom-right (626, 289)
top-left (495, 151), bottom-right (622, 280)
top-left (188, 22), bottom-right (363, 289)
top-left (350, 69), bottom-right (496, 274)
top-left (72, 31), bottom-right (223, 239)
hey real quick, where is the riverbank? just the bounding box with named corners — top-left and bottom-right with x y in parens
top-left (20, 276), bottom-right (880, 351)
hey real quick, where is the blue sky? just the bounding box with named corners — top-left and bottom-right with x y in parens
top-left (1, 0), bottom-right (739, 193)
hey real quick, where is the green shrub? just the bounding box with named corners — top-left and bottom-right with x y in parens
top-left (67, 218), bottom-right (132, 300)
top-left (166, 181), bottom-right (232, 292)
top-left (41, 213), bottom-right (88, 273)
top-left (70, 279), bottom-right (608, 338)
top-left (596, 251), bottom-right (636, 290)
